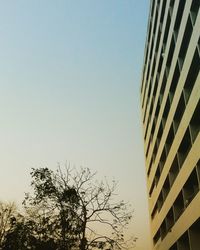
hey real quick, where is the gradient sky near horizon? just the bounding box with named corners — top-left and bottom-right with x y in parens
top-left (0, 1), bottom-right (151, 249)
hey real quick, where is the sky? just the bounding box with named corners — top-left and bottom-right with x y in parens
top-left (0, 1), bottom-right (151, 249)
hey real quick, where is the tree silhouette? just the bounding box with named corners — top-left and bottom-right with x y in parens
top-left (23, 166), bottom-right (136, 249)
top-left (2, 213), bottom-right (58, 250)
top-left (0, 202), bottom-right (16, 246)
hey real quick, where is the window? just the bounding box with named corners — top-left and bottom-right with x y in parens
top-left (174, 0), bottom-right (186, 34)
top-left (183, 168), bottom-right (199, 207)
top-left (188, 218), bottom-right (200, 250)
top-left (169, 154), bottom-right (179, 187)
top-left (177, 128), bottom-right (192, 167)
top-left (173, 191), bottom-right (184, 221)
top-left (177, 231), bottom-right (190, 250)
top-left (190, 0), bottom-right (200, 25)
top-left (173, 92), bottom-right (185, 132)
top-left (184, 48), bottom-right (200, 104)
top-left (179, 16), bottom-right (193, 66)
top-left (189, 100), bottom-right (200, 143)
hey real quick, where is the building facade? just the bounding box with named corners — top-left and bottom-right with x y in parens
top-left (141, 0), bottom-right (200, 249)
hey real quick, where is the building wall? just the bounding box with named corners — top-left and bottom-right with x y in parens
top-left (141, 0), bottom-right (200, 249)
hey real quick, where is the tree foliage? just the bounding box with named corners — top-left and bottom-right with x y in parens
top-left (0, 202), bottom-right (16, 246)
top-left (0, 166), bottom-right (136, 250)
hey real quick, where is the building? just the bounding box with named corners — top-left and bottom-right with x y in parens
top-left (140, 0), bottom-right (200, 249)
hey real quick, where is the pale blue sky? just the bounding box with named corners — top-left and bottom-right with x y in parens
top-left (0, 1), bottom-right (151, 249)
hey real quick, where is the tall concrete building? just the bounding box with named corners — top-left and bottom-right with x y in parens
top-left (141, 0), bottom-right (200, 249)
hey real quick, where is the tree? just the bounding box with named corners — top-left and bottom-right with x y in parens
top-left (24, 166), bottom-right (136, 249)
top-left (2, 213), bottom-right (58, 250)
top-left (0, 202), bottom-right (16, 246)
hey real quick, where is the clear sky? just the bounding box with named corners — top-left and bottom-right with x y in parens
top-left (0, 1), bottom-right (151, 249)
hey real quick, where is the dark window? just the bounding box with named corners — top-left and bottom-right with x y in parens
top-left (160, 220), bottom-right (167, 239)
top-left (174, 0), bottom-right (186, 33)
top-left (165, 124), bottom-right (174, 154)
top-left (160, 69), bottom-right (168, 95)
top-left (184, 48), bottom-right (200, 103)
top-left (147, 158), bottom-right (153, 177)
top-left (177, 231), bottom-right (190, 250)
top-left (177, 128), bottom-right (192, 167)
top-left (174, 92), bottom-right (185, 132)
top-left (153, 229), bottom-right (161, 244)
top-left (151, 203), bottom-right (158, 219)
top-left (183, 168), bottom-right (199, 207)
top-left (158, 192), bottom-right (164, 211)
top-left (188, 218), bottom-right (200, 250)
top-left (157, 53), bottom-right (163, 74)
top-left (173, 191), bottom-right (184, 221)
top-left (167, 37), bottom-right (175, 68)
top-left (170, 62), bottom-right (180, 102)
top-left (163, 96), bottom-right (171, 119)
top-left (196, 160), bottom-right (200, 187)
top-left (190, 0), bottom-right (200, 25)
top-left (163, 12), bottom-right (171, 45)
top-left (165, 207), bottom-right (174, 232)
top-left (179, 16), bottom-right (193, 65)
top-left (189, 100), bottom-right (200, 143)
top-left (169, 243), bottom-right (178, 250)
top-left (152, 6), bottom-right (159, 36)
top-left (160, 0), bottom-right (167, 25)
top-left (169, 154), bottom-right (180, 187)
top-left (162, 176), bottom-right (170, 201)
top-left (153, 74), bottom-right (159, 97)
